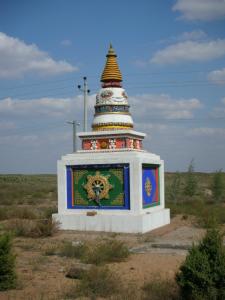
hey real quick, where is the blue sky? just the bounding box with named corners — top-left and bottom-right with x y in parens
top-left (0, 0), bottom-right (225, 173)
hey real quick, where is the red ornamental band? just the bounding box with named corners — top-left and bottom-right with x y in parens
top-left (82, 138), bottom-right (143, 151)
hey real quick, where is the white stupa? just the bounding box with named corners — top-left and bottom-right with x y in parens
top-left (53, 44), bottom-right (170, 233)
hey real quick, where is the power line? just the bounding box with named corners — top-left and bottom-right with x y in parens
top-left (0, 68), bottom-right (216, 92)
top-left (0, 79), bottom-right (224, 101)
top-left (1, 116), bottom-right (224, 135)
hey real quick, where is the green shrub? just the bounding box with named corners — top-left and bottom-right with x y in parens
top-left (212, 170), bottom-right (224, 202)
top-left (184, 159), bottom-right (198, 197)
top-left (176, 227), bottom-right (225, 299)
top-left (168, 172), bottom-right (181, 203)
top-left (82, 239), bottom-right (130, 265)
top-left (0, 233), bottom-right (17, 291)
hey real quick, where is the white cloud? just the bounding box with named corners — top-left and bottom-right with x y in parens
top-left (188, 127), bottom-right (225, 137)
top-left (208, 67), bottom-right (225, 84)
top-left (0, 32), bottom-right (77, 79)
top-left (179, 30), bottom-right (207, 41)
top-left (132, 59), bottom-right (148, 68)
top-left (0, 121), bottom-right (16, 131)
top-left (1, 93), bottom-right (225, 173)
top-left (0, 95), bottom-right (96, 119)
top-left (151, 39), bottom-right (225, 65)
top-left (61, 39), bottom-right (72, 47)
top-left (173, 0), bottom-right (225, 21)
top-left (211, 97), bottom-right (225, 117)
top-left (0, 134), bottom-right (39, 146)
top-left (0, 97), bottom-right (73, 117)
top-left (0, 94), bottom-right (202, 127)
top-left (129, 93), bottom-right (202, 121)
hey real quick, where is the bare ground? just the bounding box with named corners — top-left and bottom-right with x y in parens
top-left (0, 215), bottom-right (206, 300)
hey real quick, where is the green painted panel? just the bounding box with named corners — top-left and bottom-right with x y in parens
top-left (72, 167), bottom-right (125, 207)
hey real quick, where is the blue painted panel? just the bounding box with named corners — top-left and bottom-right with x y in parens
top-left (123, 165), bottom-right (130, 209)
top-left (142, 165), bottom-right (160, 208)
top-left (66, 166), bottom-right (73, 209)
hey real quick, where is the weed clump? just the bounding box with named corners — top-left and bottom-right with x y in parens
top-left (43, 243), bottom-right (59, 256)
top-left (59, 241), bottom-right (88, 259)
top-left (42, 206), bottom-right (57, 219)
top-left (59, 239), bottom-right (129, 265)
top-left (142, 278), bottom-right (179, 300)
top-left (82, 239), bottom-right (130, 265)
top-left (7, 218), bottom-right (59, 238)
top-left (0, 233), bottom-right (17, 291)
top-left (66, 266), bottom-right (120, 299)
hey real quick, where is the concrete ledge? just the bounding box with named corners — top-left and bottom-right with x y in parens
top-left (53, 208), bottom-right (170, 234)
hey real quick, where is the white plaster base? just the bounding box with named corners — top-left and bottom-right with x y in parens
top-left (53, 208), bottom-right (170, 234)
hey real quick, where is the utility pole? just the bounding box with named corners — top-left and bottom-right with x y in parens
top-left (67, 120), bottom-right (80, 152)
top-left (78, 77), bottom-right (90, 132)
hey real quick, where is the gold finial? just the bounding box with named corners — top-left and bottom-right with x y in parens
top-left (101, 44), bottom-right (122, 82)
top-left (107, 43), bottom-right (116, 57)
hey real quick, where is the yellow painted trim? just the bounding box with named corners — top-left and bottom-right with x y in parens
top-left (93, 126), bottom-right (132, 131)
top-left (92, 122), bottom-right (133, 131)
top-left (94, 112), bottom-right (131, 116)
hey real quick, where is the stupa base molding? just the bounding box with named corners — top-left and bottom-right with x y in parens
top-left (53, 209), bottom-right (170, 234)
top-left (54, 151), bottom-right (170, 233)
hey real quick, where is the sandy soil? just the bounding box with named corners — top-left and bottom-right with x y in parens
top-left (0, 216), bottom-right (206, 300)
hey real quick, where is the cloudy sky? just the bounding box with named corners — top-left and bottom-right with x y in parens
top-left (0, 0), bottom-right (225, 173)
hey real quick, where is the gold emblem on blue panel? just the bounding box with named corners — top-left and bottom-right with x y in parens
top-left (145, 177), bottom-right (152, 197)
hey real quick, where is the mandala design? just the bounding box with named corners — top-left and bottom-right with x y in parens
top-left (145, 177), bottom-right (152, 197)
top-left (83, 171), bottom-right (113, 205)
top-left (100, 140), bottom-right (108, 149)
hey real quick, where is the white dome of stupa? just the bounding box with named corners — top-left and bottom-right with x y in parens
top-left (92, 45), bottom-right (133, 131)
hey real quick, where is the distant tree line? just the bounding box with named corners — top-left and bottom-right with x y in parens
top-left (167, 159), bottom-right (225, 203)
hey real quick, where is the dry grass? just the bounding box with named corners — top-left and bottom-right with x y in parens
top-left (82, 239), bottom-right (130, 265)
top-left (0, 173), bottom-right (224, 299)
top-left (142, 277), bottom-right (180, 300)
top-left (65, 265), bottom-right (120, 299)
top-left (0, 174), bottom-right (56, 206)
top-left (6, 219), bottom-right (60, 238)
top-left (59, 241), bottom-right (88, 259)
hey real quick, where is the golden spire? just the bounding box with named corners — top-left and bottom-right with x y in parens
top-left (101, 44), bottom-right (122, 82)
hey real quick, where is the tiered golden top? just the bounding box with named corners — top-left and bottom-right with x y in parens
top-left (101, 44), bottom-right (122, 82)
